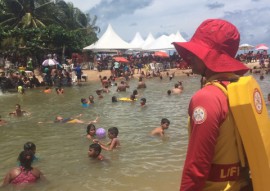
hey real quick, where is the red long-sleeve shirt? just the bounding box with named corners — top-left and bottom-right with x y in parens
top-left (180, 85), bottom-right (228, 191)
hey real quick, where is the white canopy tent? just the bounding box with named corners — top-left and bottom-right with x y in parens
top-left (175, 31), bottom-right (187, 42)
top-left (141, 33), bottom-right (155, 50)
top-left (83, 24), bottom-right (134, 52)
top-left (143, 32), bottom-right (186, 51)
top-left (129, 32), bottom-right (144, 50)
top-left (143, 35), bottom-right (173, 50)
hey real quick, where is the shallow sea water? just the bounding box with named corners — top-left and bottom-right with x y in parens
top-left (0, 73), bottom-right (269, 191)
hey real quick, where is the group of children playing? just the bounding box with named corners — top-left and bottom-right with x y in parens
top-left (85, 117), bottom-right (170, 161)
top-left (2, 117), bottom-right (170, 186)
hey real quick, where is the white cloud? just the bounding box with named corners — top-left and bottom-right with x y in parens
top-left (65, 0), bottom-right (101, 11)
top-left (66, 0), bottom-right (270, 46)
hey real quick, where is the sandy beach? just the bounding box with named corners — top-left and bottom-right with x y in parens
top-left (67, 61), bottom-right (262, 83)
top-left (32, 61), bottom-right (262, 84)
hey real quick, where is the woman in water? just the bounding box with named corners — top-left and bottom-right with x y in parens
top-left (2, 150), bottom-right (45, 186)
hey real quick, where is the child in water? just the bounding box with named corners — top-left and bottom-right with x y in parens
top-left (96, 90), bottom-right (103, 99)
top-left (93, 127), bottom-right (120, 151)
top-left (23, 142), bottom-right (38, 162)
top-left (54, 114), bottom-right (84, 123)
top-left (55, 87), bottom-right (64, 94)
top-left (43, 87), bottom-right (52, 93)
top-left (38, 115), bottom-right (98, 124)
top-left (131, 94), bottom-right (136, 101)
top-left (150, 118), bottom-right (170, 137)
top-left (112, 96), bottom-right (118, 102)
top-left (81, 98), bottom-right (89, 108)
top-left (88, 95), bottom-right (94, 104)
top-left (86, 124), bottom-right (96, 140)
top-left (88, 143), bottom-right (104, 160)
top-left (140, 98), bottom-right (146, 107)
top-left (9, 104), bottom-right (29, 117)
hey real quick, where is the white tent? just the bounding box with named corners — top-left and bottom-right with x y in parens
top-left (144, 35), bottom-right (173, 50)
top-left (144, 32), bottom-right (186, 51)
top-left (129, 32), bottom-right (144, 50)
top-left (175, 31), bottom-right (187, 42)
top-left (83, 24), bottom-right (133, 51)
top-left (141, 33), bottom-right (155, 50)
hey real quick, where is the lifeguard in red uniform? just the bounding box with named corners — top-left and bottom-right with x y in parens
top-left (173, 19), bottom-right (253, 191)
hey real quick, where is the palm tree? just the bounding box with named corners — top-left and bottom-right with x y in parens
top-left (0, 0), bottom-right (57, 28)
top-left (54, 0), bottom-right (99, 31)
top-left (53, 0), bottom-right (99, 59)
top-left (0, 0), bottom-right (99, 64)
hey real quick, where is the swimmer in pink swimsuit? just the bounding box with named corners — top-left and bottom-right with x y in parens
top-left (2, 150), bottom-right (45, 186)
top-left (11, 166), bottom-right (39, 184)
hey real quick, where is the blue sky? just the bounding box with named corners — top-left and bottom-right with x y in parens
top-left (67, 0), bottom-right (270, 47)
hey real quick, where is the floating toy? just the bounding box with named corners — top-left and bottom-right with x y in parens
top-left (96, 128), bottom-right (106, 139)
top-left (119, 97), bottom-right (137, 102)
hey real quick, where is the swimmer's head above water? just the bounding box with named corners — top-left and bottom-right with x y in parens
top-left (54, 116), bottom-right (64, 123)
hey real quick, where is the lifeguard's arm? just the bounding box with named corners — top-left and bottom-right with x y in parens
top-left (180, 86), bottom-right (227, 191)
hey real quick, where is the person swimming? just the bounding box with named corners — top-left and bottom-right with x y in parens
top-left (2, 150), bottom-right (45, 186)
top-left (112, 96), bottom-right (118, 103)
top-left (81, 98), bottom-right (89, 108)
top-left (54, 115), bottom-right (84, 123)
top-left (9, 104), bottom-right (29, 117)
top-left (38, 115), bottom-right (98, 124)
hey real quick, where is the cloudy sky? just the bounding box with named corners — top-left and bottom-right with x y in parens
top-left (67, 0), bottom-right (270, 47)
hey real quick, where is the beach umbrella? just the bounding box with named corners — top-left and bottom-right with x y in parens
top-left (42, 59), bottom-right (58, 66)
top-left (154, 51), bottom-right (169, 58)
top-left (113, 57), bottom-right (129, 63)
top-left (255, 44), bottom-right (269, 50)
top-left (239, 43), bottom-right (254, 51)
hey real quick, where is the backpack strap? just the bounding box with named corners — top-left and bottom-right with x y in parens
top-left (205, 77), bottom-right (246, 168)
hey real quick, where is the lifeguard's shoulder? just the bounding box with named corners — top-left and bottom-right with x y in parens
top-left (191, 85), bottom-right (228, 111)
top-left (194, 85), bottom-right (227, 99)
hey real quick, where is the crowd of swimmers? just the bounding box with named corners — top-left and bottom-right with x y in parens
top-left (1, 68), bottom-right (182, 188)
top-left (1, 66), bottom-right (270, 188)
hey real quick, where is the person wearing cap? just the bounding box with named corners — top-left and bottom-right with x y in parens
top-left (173, 19), bottom-right (252, 191)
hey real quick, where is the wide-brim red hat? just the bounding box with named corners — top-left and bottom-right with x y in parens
top-left (173, 19), bottom-right (249, 75)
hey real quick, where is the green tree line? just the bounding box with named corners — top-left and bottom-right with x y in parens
top-left (0, 0), bottom-right (98, 66)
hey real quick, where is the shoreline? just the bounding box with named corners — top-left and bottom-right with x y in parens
top-left (58, 61), bottom-right (261, 83)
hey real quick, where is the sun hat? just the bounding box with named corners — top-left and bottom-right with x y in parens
top-left (173, 19), bottom-right (249, 75)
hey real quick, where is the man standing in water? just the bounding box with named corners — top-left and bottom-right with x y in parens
top-left (173, 19), bottom-right (252, 191)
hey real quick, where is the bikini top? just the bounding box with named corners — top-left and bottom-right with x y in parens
top-left (11, 166), bottom-right (39, 184)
